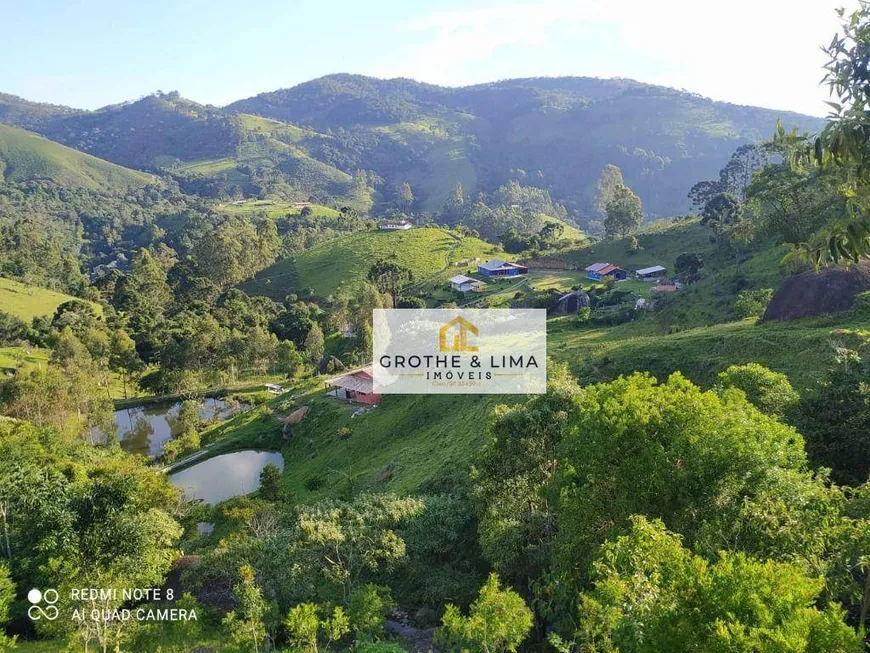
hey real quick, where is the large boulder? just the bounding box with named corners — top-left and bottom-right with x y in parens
top-left (763, 260), bottom-right (870, 321)
top-left (549, 289), bottom-right (591, 316)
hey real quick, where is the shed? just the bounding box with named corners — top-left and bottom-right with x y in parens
top-left (450, 274), bottom-right (486, 292)
top-left (326, 367), bottom-right (381, 405)
top-left (636, 265), bottom-right (667, 280)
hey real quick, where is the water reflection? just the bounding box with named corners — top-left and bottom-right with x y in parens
top-left (111, 398), bottom-right (244, 458)
top-left (168, 450), bottom-right (284, 505)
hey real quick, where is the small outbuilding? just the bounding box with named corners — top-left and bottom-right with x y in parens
top-left (449, 274), bottom-right (487, 293)
top-left (650, 280), bottom-right (682, 294)
top-left (635, 265), bottom-right (667, 280)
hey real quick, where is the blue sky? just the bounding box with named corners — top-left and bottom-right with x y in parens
top-left (2, 0), bottom-right (848, 116)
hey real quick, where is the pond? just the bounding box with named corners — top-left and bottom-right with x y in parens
top-left (168, 450), bottom-right (285, 505)
top-left (110, 397), bottom-right (246, 458)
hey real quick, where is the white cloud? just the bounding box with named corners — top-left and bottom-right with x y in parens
top-left (377, 0), bottom-right (850, 115)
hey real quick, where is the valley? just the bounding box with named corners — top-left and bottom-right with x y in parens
top-left (2, 10), bottom-right (870, 651)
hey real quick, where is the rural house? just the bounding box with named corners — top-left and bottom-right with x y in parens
top-left (326, 367), bottom-right (381, 405)
top-left (450, 274), bottom-right (487, 292)
top-left (635, 265), bottom-right (667, 280)
top-left (477, 259), bottom-right (529, 278)
top-left (379, 219), bottom-right (413, 230)
top-left (585, 262), bottom-right (628, 281)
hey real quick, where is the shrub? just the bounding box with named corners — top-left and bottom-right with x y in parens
top-left (437, 573), bottom-right (533, 653)
top-left (348, 584), bottom-right (394, 641)
top-left (716, 363), bottom-right (799, 418)
top-left (734, 288), bottom-right (773, 319)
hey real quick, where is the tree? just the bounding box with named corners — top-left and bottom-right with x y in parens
top-left (595, 164), bottom-right (625, 215)
top-left (443, 182), bottom-right (465, 219)
top-left (348, 584), bottom-right (394, 642)
top-left (367, 260), bottom-right (413, 304)
top-left (109, 329), bottom-right (144, 399)
top-left (800, 349), bottom-right (870, 486)
top-left (779, 5), bottom-right (870, 265)
top-left (399, 182), bottom-right (414, 212)
top-left (114, 249), bottom-right (172, 360)
top-left (603, 184), bottom-right (642, 239)
top-left (716, 363), bottom-right (799, 418)
top-left (223, 564), bottom-right (269, 653)
top-left (437, 573), bottom-right (533, 653)
top-left (473, 365), bottom-right (580, 587)
top-left (290, 494), bottom-right (424, 602)
top-left (276, 340), bottom-right (305, 378)
top-left (303, 323), bottom-right (325, 369)
top-left (552, 372), bottom-right (837, 594)
top-left (259, 462), bottom-right (283, 502)
top-left (285, 602), bottom-right (349, 653)
top-left (674, 252), bottom-right (704, 276)
top-left (0, 562), bottom-right (15, 651)
top-left (734, 288), bottom-right (773, 319)
top-left (539, 222), bottom-right (564, 244)
top-left (700, 192), bottom-right (742, 234)
top-left (561, 516), bottom-right (862, 653)
top-left (191, 217), bottom-right (280, 289)
top-left (271, 301), bottom-right (317, 346)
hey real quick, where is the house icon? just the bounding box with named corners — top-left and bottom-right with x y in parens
top-left (439, 316), bottom-right (479, 352)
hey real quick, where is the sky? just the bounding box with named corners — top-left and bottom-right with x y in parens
top-left (1, 0), bottom-right (851, 116)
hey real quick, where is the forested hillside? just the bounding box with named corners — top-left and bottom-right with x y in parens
top-left (227, 74), bottom-right (824, 216)
top-left (0, 76), bottom-right (822, 220)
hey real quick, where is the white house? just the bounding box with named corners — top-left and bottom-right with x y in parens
top-left (379, 220), bottom-right (413, 230)
top-left (450, 274), bottom-right (486, 292)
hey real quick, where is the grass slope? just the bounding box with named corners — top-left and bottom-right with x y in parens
top-left (239, 227), bottom-right (502, 300)
top-left (216, 199), bottom-right (340, 219)
top-left (0, 277), bottom-right (101, 321)
top-left (200, 380), bottom-right (515, 502)
top-left (0, 124), bottom-right (154, 190)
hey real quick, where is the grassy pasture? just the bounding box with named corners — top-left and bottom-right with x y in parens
top-left (0, 277), bottom-right (100, 322)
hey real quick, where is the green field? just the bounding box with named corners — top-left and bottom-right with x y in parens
top-left (217, 199), bottom-right (340, 219)
top-left (240, 227), bottom-right (503, 300)
top-left (0, 277), bottom-right (101, 322)
top-left (0, 345), bottom-right (49, 372)
top-left (557, 218), bottom-right (714, 272)
top-left (237, 113), bottom-right (312, 141)
top-left (549, 313), bottom-right (863, 393)
top-left (0, 123), bottom-right (155, 190)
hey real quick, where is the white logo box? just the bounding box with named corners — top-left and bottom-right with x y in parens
top-left (373, 308), bottom-right (546, 394)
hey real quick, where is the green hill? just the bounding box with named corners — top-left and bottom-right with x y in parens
top-left (0, 124), bottom-right (154, 190)
top-left (239, 226), bottom-right (502, 300)
top-left (0, 277), bottom-right (101, 321)
top-left (227, 74), bottom-right (824, 218)
top-left (0, 75), bottom-right (824, 220)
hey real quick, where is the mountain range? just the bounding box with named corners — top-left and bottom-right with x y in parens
top-left (0, 74), bottom-right (824, 219)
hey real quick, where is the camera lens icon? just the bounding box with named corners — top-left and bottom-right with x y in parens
top-left (27, 588), bottom-right (59, 621)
